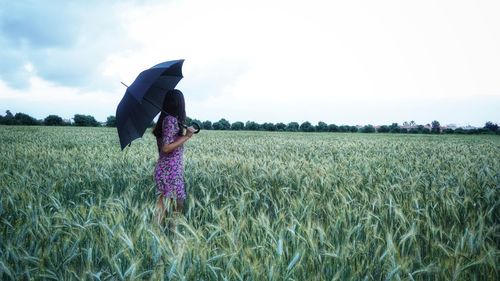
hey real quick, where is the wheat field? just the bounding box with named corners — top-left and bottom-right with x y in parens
top-left (0, 126), bottom-right (499, 280)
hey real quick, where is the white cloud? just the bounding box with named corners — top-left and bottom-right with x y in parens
top-left (0, 75), bottom-right (120, 121)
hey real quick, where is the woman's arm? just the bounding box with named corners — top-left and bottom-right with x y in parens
top-left (161, 128), bottom-right (194, 154)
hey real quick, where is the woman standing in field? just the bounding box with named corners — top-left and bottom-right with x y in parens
top-left (152, 89), bottom-right (194, 229)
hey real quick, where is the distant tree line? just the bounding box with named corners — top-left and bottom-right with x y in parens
top-left (187, 118), bottom-right (498, 135)
top-left (0, 110), bottom-right (116, 127)
top-left (0, 110), bottom-right (498, 135)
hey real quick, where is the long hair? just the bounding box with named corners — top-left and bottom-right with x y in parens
top-left (152, 89), bottom-right (186, 138)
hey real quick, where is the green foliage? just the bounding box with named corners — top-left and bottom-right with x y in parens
top-left (338, 125), bottom-right (351, 132)
top-left (378, 125), bottom-right (390, 133)
top-left (212, 118), bottom-right (230, 130)
top-left (389, 123), bottom-right (400, 133)
top-left (360, 124), bottom-right (375, 133)
top-left (245, 121), bottom-right (261, 131)
top-left (0, 127), bottom-right (498, 280)
top-left (316, 121), bottom-right (328, 132)
top-left (1, 110), bottom-right (15, 125)
top-left (418, 125), bottom-right (430, 134)
top-left (14, 112), bottom-right (41, 125)
top-left (408, 127), bottom-right (419, 134)
top-left (484, 121), bottom-right (498, 132)
top-left (6, 112), bottom-right (41, 125)
top-left (286, 122), bottom-right (299, 132)
top-left (276, 122), bottom-right (286, 131)
top-left (44, 115), bottom-right (65, 126)
top-left (262, 122), bottom-right (277, 131)
top-left (230, 121), bottom-right (244, 131)
top-left (431, 120), bottom-right (441, 134)
top-left (106, 115), bottom-right (117, 127)
top-left (74, 114), bottom-right (100, 127)
top-left (300, 121), bottom-right (315, 132)
top-left (202, 120), bottom-right (212, 130)
top-left (327, 124), bottom-right (339, 132)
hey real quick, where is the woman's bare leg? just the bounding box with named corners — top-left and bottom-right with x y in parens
top-left (155, 195), bottom-right (166, 227)
top-left (168, 199), bottom-right (184, 232)
top-left (174, 199), bottom-right (184, 213)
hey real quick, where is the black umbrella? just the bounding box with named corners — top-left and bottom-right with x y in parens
top-left (116, 59), bottom-right (185, 150)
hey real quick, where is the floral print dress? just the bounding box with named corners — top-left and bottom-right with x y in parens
top-left (154, 115), bottom-right (186, 199)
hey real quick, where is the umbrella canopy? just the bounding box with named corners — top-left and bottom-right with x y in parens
top-left (116, 59), bottom-right (184, 150)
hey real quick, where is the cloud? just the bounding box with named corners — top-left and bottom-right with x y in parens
top-left (0, 76), bottom-right (120, 121)
top-left (0, 0), bottom-right (138, 90)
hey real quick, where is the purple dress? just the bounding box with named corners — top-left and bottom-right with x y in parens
top-left (154, 115), bottom-right (186, 199)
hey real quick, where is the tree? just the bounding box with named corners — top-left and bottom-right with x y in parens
top-left (466, 128), bottom-right (479, 135)
top-left (276, 122), bottom-right (286, 131)
top-left (15, 113), bottom-right (40, 125)
top-left (300, 121), bottom-right (315, 132)
top-left (349, 126), bottom-right (358, 132)
top-left (231, 121), bottom-right (244, 130)
top-left (285, 122), bottom-right (299, 132)
top-left (262, 122), bottom-right (277, 131)
top-left (443, 128), bottom-right (454, 134)
top-left (213, 118), bottom-right (230, 130)
top-left (106, 116), bottom-right (117, 127)
top-left (316, 121), bottom-right (328, 132)
top-left (418, 125), bottom-right (430, 134)
top-left (202, 120), bottom-right (212, 130)
top-left (338, 125), bottom-right (350, 132)
top-left (408, 127), bottom-right (419, 134)
top-left (245, 121), bottom-right (261, 131)
top-left (431, 120), bottom-right (441, 134)
top-left (1, 110), bottom-right (15, 125)
top-left (389, 123), bottom-right (400, 133)
top-left (212, 121), bottom-right (222, 130)
top-left (377, 125), bottom-right (390, 133)
top-left (484, 121), bottom-right (498, 132)
top-left (360, 125), bottom-right (375, 133)
top-left (44, 115), bottom-right (64, 126)
top-left (219, 118), bottom-right (231, 130)
top-left (74, 114), bottom-right (99, 127)
top-left (328, 124), bottom-right (339, 132)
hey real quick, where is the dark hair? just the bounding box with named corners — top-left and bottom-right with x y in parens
top-left (152, 89), bottom-right (186, 138)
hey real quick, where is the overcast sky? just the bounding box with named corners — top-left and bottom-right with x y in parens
top-left (0, 0), bottom-right (499, 126)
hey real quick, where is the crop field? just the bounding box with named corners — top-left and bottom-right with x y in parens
top-left (0, 125), bottom-right (499, 280)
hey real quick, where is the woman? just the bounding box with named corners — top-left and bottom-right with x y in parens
top-left (152, 89), bottom-right (194, 228)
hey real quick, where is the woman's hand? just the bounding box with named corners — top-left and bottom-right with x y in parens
top-left (185, 126), bottom-right (195, 138)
